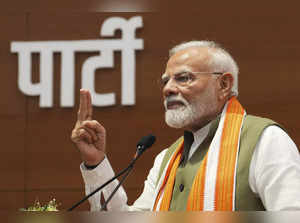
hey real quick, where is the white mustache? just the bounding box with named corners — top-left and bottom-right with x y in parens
top-left (164, 95), bottom-right (189, 109)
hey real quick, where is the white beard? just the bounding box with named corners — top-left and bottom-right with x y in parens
top-left (165, 101), bottom-right (198, 129)
top-left (164, 86), bottom-right (217, 129)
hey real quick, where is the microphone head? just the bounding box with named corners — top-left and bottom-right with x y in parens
top-left (136, 134), bottom-right (156, 153)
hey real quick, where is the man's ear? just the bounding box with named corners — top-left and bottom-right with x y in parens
top-left (218, 73), bottom-right (234, 100)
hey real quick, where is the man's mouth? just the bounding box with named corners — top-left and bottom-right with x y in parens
top-left (166, 101), bottom-right (185, 110)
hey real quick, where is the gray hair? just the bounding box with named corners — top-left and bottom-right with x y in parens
top-left (169, 40), bottom-right (239, 96)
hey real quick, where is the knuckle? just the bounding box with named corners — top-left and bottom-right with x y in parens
top-left (92, 120), bottom-right (104, 130)
top-left (82, 120), bottom-right (92, 126)
top-left (91, 120), bottom-right (98, 124)
top-left (78, 128), bottom-right (86, 134)
top-left (92, 120), bottom-right (100, 126)
top-left (71, 129), bottom-right (81, 142)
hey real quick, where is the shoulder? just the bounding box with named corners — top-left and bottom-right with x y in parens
top-left (248, 116), bottom-right (298, 173)
top-left (238, 115), bottom-right (285, 164)
top-left (151, 136), bottom-right (183, 174)
top-left (158, 136), bottom-right (184, 166)
top-left (256, 125), bottom-right (297, 151)
top-left (241, 115), bottom-right (281, 139)
top-left (166, 136), bottom-right (184, 154)
top-left (243, 115), bottom-right (297, 157)
top-left (153, 136), bottom-right (184, 167)
top-left (244, 115), bottom-right (278, 128)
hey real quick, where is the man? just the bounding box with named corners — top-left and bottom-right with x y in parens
top-left (71, 41), bottom-right (300, 211)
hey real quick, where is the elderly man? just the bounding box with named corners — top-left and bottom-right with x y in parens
top-left (71, 41), bottom-right (300, 211)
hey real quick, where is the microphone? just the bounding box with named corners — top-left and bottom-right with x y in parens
top-left (68, 134), bottom-right (156, 211)
top-left (100, 134), bottom-right (156, 210)
top-left (136, 134), bottom-right (156, 157)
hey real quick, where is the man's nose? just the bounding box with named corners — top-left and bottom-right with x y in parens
top-left (163, 78), bottom-right (179, 97)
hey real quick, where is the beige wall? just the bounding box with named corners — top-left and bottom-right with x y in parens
top-left (1, 4), bottom-right (300, 210)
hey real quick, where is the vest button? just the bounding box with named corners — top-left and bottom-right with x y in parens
top-left (179, 184), bottom-right (184, 192)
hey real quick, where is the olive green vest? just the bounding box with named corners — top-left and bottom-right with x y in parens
top-left (156, 115), bottom-right (279, 211)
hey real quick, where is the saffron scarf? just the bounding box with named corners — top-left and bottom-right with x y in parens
top-left (153, 97), bottom-right (246, 211)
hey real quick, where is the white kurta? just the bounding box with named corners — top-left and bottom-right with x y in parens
top-left (80, 124), bottom-right (300, 211)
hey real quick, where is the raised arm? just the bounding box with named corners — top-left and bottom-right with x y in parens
top-left (71, 89), bottom-right (106, 166)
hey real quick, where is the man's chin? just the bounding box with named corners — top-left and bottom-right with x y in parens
top-left (165, 114), bottom-right (189, 129)
top-left (165, 121), bottom-right (185, 129)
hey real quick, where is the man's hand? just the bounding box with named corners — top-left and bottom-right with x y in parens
top-left (71, 89), bottom-right (106, 166)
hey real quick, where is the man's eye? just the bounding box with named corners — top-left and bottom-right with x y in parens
top-left (175, 75), bottom-right (191, 83)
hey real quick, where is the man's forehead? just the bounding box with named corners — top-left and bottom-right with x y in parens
top-left (166, 46), bottom-right (212, 71)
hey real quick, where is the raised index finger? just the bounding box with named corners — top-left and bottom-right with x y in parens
top-left (78, 89), bottom-right (92, 121)
top-left (86, 90), bottom-right (93, 119)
